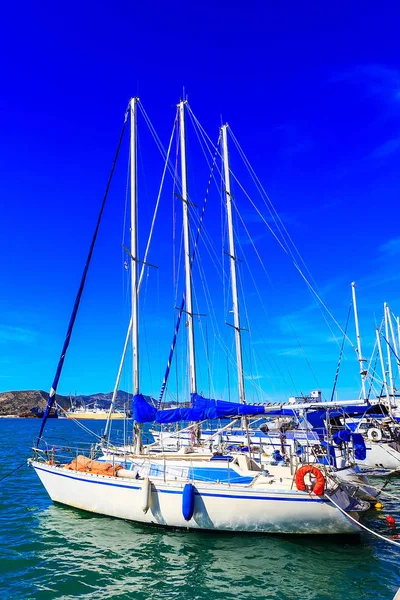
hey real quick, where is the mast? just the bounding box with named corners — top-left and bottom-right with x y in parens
top-left (397, 316), bottom-right (400, 356)
top-left (130, 98), bottom-right (140, 397)
top-left (384, 302), bottom-right (395, 402)
top-left (397, 315), bottom-right (400, 376)
top-left (376, 327), bottom-right (392, 416)
top-left (351, 282), bottom-right (367, 400)
top-left (130, 97), bottom-right (142, 453)
top-left (387, 304), bottom-right (400, 375)
top-left (221, 124), bottom-right (245, 404)
top-left (179, 100), bottom-right (197, 395)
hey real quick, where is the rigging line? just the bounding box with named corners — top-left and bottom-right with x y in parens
top-left (229, 201), bottom-right (308, 398)
top-left (138, 102), bottom-right (179, 184)
top-left (187, 106), bottom-right (355, 350)
top-left (138, 112), bottom-right (177, 294)
top-left (186, 114), bottom-right (228, 275)
top-left (235, 242), bottom-right (268, 400)
top-left (232, 200), bottom-right (274, 286)
top-left (142, 268), bottom-right (154, 394)
top-left (221, 172), bottom-right (228, 322)
top-left (228, 127), bottom-right (320, 291)
top-left (229, 130), bottom-right (351, 360)
top-left (0, 461), bottom-right (26, 482)
top-left (57, 406), bottom-right (104, 440)
top-left (191, 216), bottom-right (226, 283)
top-left (234, 236), bottom-right (258, 394)
top-left (206, 321), bottom-right (211, 397)
top-left (173, 116), bottom-right (180, 301)
top-left (330, 303), bottom-right (352, 402)
top-left (367, 351), bottom-right (380, 401)
top-left (122, 143), bottom-right (131, 249)
top-left (229, 130), bottom-right (296, 261)
top-left (231, 223), bottom-right (294, 397)
top-left (191, 261), bottom-right (215, 395)
top-left (157, 135), bottom-right (221, 407)
top-left (364, 336), bottom-right (379, 392)
top-left (191, 235), bottom-right (244, 385)
top-left (287, 315), bottom-right (323, 393)
top-left (36, 105), bottom-right (129, 448)
top-left (191, 233), bottom-right (233, 396)
top-left (382, 333), bottom-right (400, 370)
top-left (105, 109), bottom-right (177, 431)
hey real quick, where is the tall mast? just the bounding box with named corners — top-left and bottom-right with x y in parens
top-left (387, 304), bottom-right (400, 375)
top-left (376, 327), bottom-right (392, 416)
top-left (130, 97), bottom-right (139, 397)
top-left (179, 100), bottom-right (197, 395)
top-left (221, 124), bottom-right (245, 404)
top-left (397, 316), bottom-right (400, 360)
top-left (351, 282), bottom-right (367, 400)
top-left (384, 302), bottom-right (395, 401)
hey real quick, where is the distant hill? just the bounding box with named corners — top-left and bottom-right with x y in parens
top-left (0, 390), bottom-right (132, 417)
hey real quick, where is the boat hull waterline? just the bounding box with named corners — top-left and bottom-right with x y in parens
top-left (31, 461), bottom-right (364, 535)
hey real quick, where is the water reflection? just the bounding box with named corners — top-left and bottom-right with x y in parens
top-left (28, 503), bottom-right (397, 600)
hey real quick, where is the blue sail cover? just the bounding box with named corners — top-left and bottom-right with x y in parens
top-left (132, 393), bottom-right (266, 424)
top-left (305, 405), bottom-right (375, 429)
top-left (191, 393), bottom-right (266, 418)
top-left (132, 394), bottom-right (157, 422)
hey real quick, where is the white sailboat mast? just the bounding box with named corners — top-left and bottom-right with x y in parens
top-left (179, 100), bottom-right (197, 395)
top-left (351, 282), bottom-right (367, 400)
top-left (384, 303), bottom-right (395, 399)
top-left (386, 304), bottom-right (400, 375)
top-left (397, 316), bottom-right (400, 363)
top-left (376, 327), bottom-right (392, 416)
top-left (221, 124), bottom-right (245, 404)
top-left (130, 97), bottom-right (140, 396)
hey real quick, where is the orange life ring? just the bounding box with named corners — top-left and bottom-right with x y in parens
top-left (295, 465), bottom-right (325, 496)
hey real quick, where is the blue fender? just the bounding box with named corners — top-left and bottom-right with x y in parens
top-left (182, 483), bottom-right (195, 521)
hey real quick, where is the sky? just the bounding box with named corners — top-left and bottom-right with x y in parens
top-left (1, 1), bottom-right (400, 403)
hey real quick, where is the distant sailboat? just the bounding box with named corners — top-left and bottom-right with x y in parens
top-left (65, 401), bottom-right (127, 420)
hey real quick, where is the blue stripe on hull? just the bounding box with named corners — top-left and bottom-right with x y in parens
top-left (33, 465), bottom-right (328, 503)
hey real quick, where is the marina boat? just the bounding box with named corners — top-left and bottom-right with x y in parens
top-left (31, 447), bottom-right (366, 534)
top-left (30, 98), bottom-right (369, 534)
top-left (65, 404), bottom-right (127, 420)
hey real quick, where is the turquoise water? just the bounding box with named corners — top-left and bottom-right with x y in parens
top-left (1, 419), bottom-right (400, 599)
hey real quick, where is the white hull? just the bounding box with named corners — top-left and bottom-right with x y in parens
top-left (357, 441), bottom-right (400, 471)
top-left (31, 460), bottom-right (363, 534)
top-left (335, 466), bottom-right (378, 501)
top-left (65, 411), bottom-right (126, 420)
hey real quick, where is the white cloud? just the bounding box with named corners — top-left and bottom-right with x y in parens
top-left (333, 64), bottom-right (400, 102)
top-left (380, 237), bottom-right (400, 257)
top-left (0, 325), bottom-right (37, 344)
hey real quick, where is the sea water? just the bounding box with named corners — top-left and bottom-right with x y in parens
top-left (1, 418), bottom-right (399, 599)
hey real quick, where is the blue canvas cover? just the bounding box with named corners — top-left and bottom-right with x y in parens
top-left (132, 393), bottom-right (266, 423)
top-left (132, 394), bottom-right (157, 422)
top-left (306, 405), bottom-right (374, 429)
top-left (352, 433), bottom-right (367, 460)
top-left (191, 393), bottom-right (266, 418)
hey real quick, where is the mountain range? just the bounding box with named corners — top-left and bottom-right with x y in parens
top-left (0, 390), bottom-right (132, 417)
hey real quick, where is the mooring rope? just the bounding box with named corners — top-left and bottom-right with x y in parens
top-left (325, 492), bottom-right (400, 548)
top-left (0, 461), bottom-right (26, 482)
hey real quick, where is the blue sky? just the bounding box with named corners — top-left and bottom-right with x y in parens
top-left (1, 1), bottom-right (400, 403)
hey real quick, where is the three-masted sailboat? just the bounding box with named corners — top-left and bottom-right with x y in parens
top-left (30, 97), bottom-right (369, 534)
